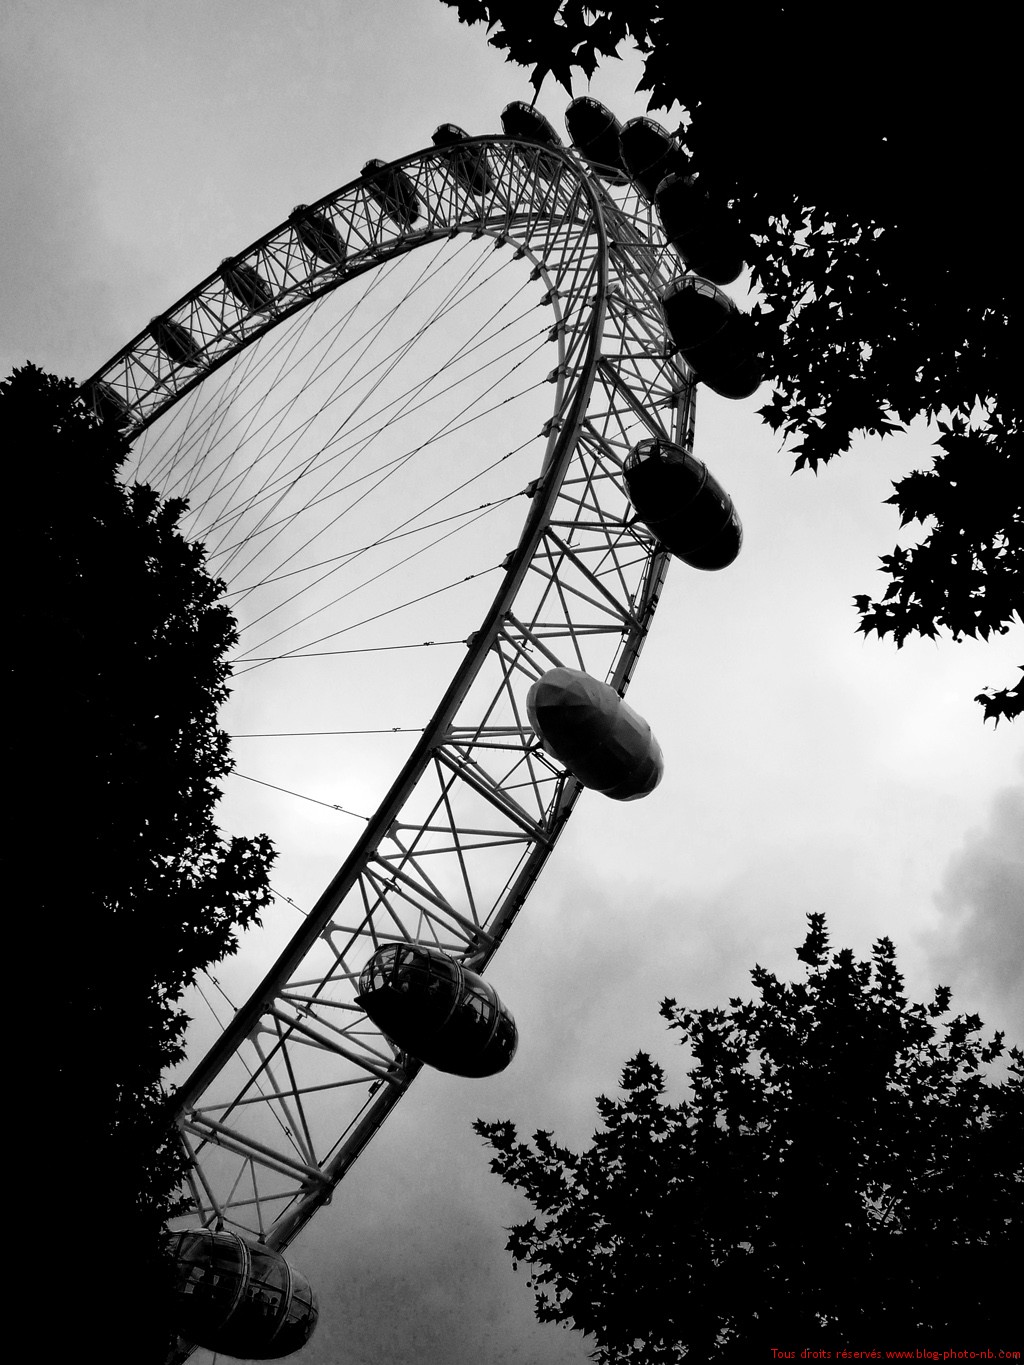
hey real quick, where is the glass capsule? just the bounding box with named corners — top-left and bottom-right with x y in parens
top-left (624, 438), bottom-right (742, 570)
top-left (289, 205), bottom-right (346, 266)
top-left (565, 96), bottom-right (627, 182)
top-left (357, 943), bottom-right (517, 1078)
top-left (432, 124), bottom-right (493, 196)
top-left (661, 274), bottom-right (761, 399)
top-left (500, 101), bottom-right (562, 147)
top-left (168, 1229), bottom-right (318, 1360)
top-left (362, 159), bottom-right (422, 229)
top-left (220, 258), bottom-right (274, 312)
top-left (619, 117), bottom-right (688, 199)
top-left (656, 172), bottom-right (748, 286)
top-left (527, 667), bottom-right (664, 801)
top-left (148, 316), bottom-right (203, 368)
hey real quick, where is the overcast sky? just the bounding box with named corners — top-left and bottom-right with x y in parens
top-left (3, 4), bottom-right (1021, 1363)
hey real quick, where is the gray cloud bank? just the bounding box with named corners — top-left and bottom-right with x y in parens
top-left (930, 778), bottom-right (1024, 1038)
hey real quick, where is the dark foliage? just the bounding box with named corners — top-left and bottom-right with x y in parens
top-left (3, 364), bottom-right (274, 1359)
top-left (476, 916), bottom-right (1023, 1359)
top-left (443, 2), bottom-right (1022, 718)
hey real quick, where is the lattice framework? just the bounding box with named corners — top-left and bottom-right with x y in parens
top-left (85, 135), bottom-right (695, 1258)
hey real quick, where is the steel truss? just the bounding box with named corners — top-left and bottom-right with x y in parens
top-left (85, 135), bottom-right (695, 1258)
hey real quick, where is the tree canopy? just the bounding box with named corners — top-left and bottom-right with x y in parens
top-left (443, 2), bottom-right (1022, 721)
top-left (476, 915), bottom-right (1022, 1359)
top-left (4, 364), bottom-right (275, 1358)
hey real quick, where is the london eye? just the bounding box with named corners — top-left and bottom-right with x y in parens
top-left (83, 98), bottom-right (753, 1359)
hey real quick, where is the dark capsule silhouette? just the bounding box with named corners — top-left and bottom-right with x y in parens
top-left (361, 158), bottom-right (422, 228)
top-left (655, 172), bottom-right (749, 286)
top-left (564, 96), bottom-right (627, 181)
top-left (619, 117), bottom-right (688, 199)
top-left (500, 101), bottom-right (563, 147)
top-left (661, 275), bottom-right (761, 399)
top-left (288, 204), bottom-right (346, 266)
top-left (527, 666), bottom-right (663, 801)
top-left (357, 943), bottom-right (517, 1078)
top-left (148, 316), bottom-right (203, 368)
top-left (432, 123), bottom-right (493, 196)
top-left (220, 258), bottom-right (274, 313)
top-left (624, 437), bottom-right (742, 570)
top-left (90, 380), bottom-right (132, 428)
top-left (168, 1228), bottom-right (318, 1360)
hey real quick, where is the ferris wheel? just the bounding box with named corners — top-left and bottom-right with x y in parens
top-left (84, 97), bottom-right (753, 1360)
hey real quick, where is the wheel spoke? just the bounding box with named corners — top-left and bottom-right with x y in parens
top-left (85, 136), bottom-right (694, 1263)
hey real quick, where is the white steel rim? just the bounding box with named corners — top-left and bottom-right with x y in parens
top-left (84, 134), bottom-right (695, 1265)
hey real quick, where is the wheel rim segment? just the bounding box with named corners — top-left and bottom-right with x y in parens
top-left (85, 134), bottom-right (695, 1254)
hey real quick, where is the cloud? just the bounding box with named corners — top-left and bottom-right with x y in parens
top-left (930, 780), bottom-right (1024, 1038)
top-left (278, 874), bottom-right (801, 1365)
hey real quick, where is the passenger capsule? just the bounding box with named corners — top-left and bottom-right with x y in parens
top-left (356, 943), bottom-right (517, 1078)
top-left (624, 438), bottom-right (742, 570)
top-left (501, 101), bottom-right (563, 147)
top-left (432, 123), bottom-right (493, 196)
top-left (619, 117), bottom-right (688, 199)
top-left (527, 666), bottom-right (663, 801)
top-left (148, 316), bottom-right (203, 368)
top-left (661, 275), bottom-right (761, 400)
top-left (565, 97), bottom-right (627, 182)
top-left (288, 204), bottom-right (346, 266)
top-left (168, 1228), bottom-right (318, 1360)
top-left (362, 159), bottom-right (422, 229)
top-left (655, 173), bottom-right (749, 286)
top-left (220, 258), bottom-right (274, 312)
top-left (89, 380), bottom-right (132, 428)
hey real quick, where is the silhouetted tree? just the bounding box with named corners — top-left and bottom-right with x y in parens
top-left (3, 364), bottom-right (274, 1359)
top-left (476, 915), bottom-right (1022, 1359)
top-left (442, 2), bottom-right (1023, 721)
